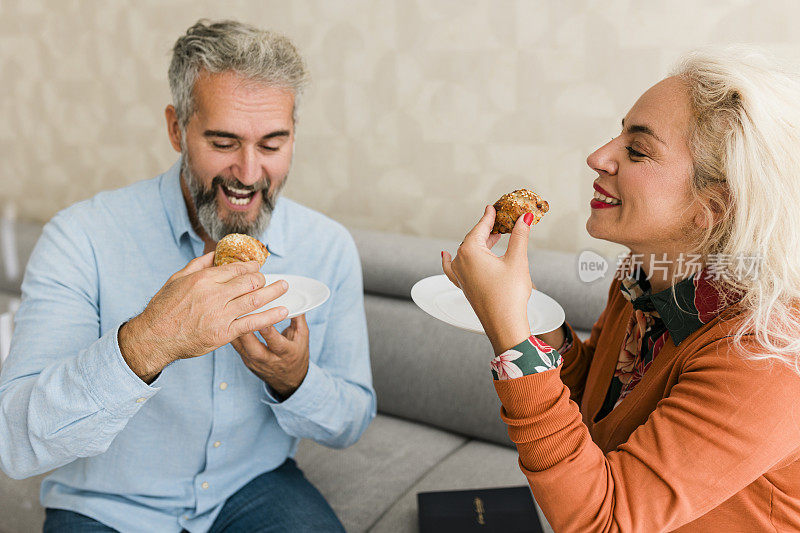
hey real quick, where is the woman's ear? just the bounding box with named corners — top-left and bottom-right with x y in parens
top-left (694, 208), bottom-right (713, 229)
top-left (165, 105), bottom-right (182, 153)
top-left (694, 184), bottom-right (730, 229)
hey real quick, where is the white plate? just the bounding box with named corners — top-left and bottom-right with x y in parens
top-left (241, 274), bottom-right (330, 319)
top-left (411, 275), bottom-right (565, 335)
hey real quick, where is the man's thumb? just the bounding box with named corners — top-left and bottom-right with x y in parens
top-left (172, 251), bottom-right (215, 280)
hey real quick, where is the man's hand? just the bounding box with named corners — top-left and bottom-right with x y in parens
top-left (230, 314), bottom-right (310, 400)
top-left (119, 252), bottom-right (290, 383)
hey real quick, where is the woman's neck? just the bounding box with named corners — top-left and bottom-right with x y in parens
top-left (629, 249), bottom-right (696, 293)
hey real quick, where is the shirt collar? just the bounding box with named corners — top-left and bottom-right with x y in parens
top-left (159, 157), bottom-right (287, 257)
top-left (262, 196), bottom-right (286, 257)
top-left (160, 158), bottom-right (194, 247)
top-left (619, 263), bottom-right (742, 346)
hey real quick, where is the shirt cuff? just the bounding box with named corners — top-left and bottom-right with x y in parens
top-left (76, 323), bottom-right (162, 417)
top-left (491, 334), bottom-right (563, 380)
top-left (261, 362), bottom-right (333, 416)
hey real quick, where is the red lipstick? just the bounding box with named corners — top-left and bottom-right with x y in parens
top-left (591, 182), bottom-right (621, 209)
top-left (593, 183), bottom-right (619, 200)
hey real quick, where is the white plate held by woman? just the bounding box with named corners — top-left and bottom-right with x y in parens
top-left (411, 274), bottom-right (565, 335)
top-left (241, 274), bottom-right (330, 319)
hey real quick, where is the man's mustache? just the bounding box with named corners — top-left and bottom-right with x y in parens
top-left (210, 176), bottom-right (270, 193)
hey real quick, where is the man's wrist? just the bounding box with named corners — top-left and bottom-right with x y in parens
top-left (265, 364), bottom-right (309, 402)
top-left (118, 316), bottom-right (170, 384)
top-left (269, 383), bottom-right (297, 402)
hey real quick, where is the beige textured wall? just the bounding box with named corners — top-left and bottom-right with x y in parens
top-left (3, 0), bottom-right (800, 257)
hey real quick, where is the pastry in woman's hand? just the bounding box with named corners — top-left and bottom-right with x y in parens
top-left (491, 189), bottom-right (549, 234)
top-left (213, 234), bottom-right (270, 267)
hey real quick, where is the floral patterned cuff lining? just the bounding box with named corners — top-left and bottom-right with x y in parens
top-left (490, 331), bottom-right (564, 380)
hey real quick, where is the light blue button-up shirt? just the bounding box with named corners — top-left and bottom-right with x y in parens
top-left (0, 159), bottom-right (376, 532)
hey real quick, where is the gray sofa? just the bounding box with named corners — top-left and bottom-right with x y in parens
top-left (0, 218), bottom-right (611, 533)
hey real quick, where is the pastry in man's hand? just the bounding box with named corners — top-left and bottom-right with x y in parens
top-left (213, 233), bottom-right (270, 267)
top-left (491, 189), bottom-right (549, 234)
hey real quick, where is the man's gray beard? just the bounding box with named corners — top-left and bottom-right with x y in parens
top-left (180, 151), bottom-right (287, 242)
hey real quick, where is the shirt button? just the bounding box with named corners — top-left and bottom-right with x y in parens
top-left (219, 382), bottom-right (228, 390)
top-left (136, 397), bottom-right (146, 403)
top-left (213, 441), bottom-right (221, 448)
top-left (201, 482), bottom-right (209, 490)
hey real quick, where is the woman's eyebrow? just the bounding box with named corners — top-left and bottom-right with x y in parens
top-left (621, 119), bottom-right (666, 146)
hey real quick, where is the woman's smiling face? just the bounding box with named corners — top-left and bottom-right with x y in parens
top-left (585, 76), bottom-right (704, 258)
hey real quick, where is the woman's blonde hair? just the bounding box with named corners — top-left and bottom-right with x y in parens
top-left (673, 46), bottom-right (800, 373)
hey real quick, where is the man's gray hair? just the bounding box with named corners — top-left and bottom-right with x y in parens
top-left (168, 19), bottom-right (309, 129)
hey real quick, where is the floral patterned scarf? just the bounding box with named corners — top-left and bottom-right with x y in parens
top-left (606, 262), bottom-right (742, 413)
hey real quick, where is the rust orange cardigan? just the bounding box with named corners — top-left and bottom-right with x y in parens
top-left (494, 278), bottom-right (800, 532)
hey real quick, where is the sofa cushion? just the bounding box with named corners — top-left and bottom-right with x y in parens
top-left (365, 294), bottom-right (512, 446)
top-left (365, 294), bottom-right (593, 447)
top-left (0, 219), bottom-right (41, 296)
top-left (351, 228), bottom-right (454, 301)
top-left (350, 228), bottom-right (611, 332)
top-left (295, 414), bottom-right (466, 533)
top-left (0, 469), bottom-right (46, 532)
top-left (0, 293), bottom-right (21, 367)
top-left (369, 440), bottom-right (554, 533)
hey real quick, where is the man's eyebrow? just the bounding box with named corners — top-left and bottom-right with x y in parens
top-left (203, 130), bottom-right (291, 140)
top-left (203, 130), bottom-right (239, 140)
top-left (620, 119), bottom-right (666, 145)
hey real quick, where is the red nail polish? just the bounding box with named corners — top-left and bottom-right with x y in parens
top-left (441, 251), bottom-right (445, 259)
top-left (523, 212), bottom-right (534, 226)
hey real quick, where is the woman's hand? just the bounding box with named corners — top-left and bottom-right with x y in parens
top-left (442, 205), bottom-right (536, 355)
